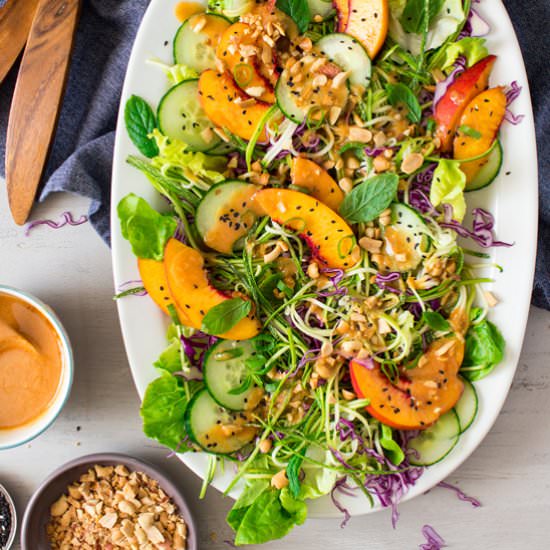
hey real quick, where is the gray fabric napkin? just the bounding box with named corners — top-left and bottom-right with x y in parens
top-left (0, 0), bottom-right (548, 308)
top-left (0, 0), bottom-right (149, 241)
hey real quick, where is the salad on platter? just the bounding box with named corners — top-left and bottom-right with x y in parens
top-left (117, 0), bottom-right (520, 544)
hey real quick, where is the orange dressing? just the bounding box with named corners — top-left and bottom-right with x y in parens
top-left (0, 293), bottom-right (63, 430)
top-left (174, 1), bottom-right (204, 22)
top-left (378, 226), bottom-right (420, 271)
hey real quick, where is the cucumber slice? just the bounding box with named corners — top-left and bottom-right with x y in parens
top-left (465, 140), bottom-right (503, 192)
top-left (275, 56), bottom-right (349, 123)
top-left (206, 141), bottom-right (235, 155)
top-left (157, 79), bottom-right (221, 152)
top-left (185, 388), bottom-right (258, 454)
top-left (409, 409), bottom-right (461, 466)
top-left (195, 181), bottom-right (258, 254)
top-left (204, 339), bottom-right (263, 410)
top-left (275, 74), bottom-right (308, 123)
top-left (307, 0), bottom-right (334, 18)
top-left (316, 33), bottom-right (372, 88)
top-left (454, 377), bottom-right (478, 433)
top-left (374, 203), bottom-right (430, 272)
top-left (173, 13), bottom-right (230, 72)
top-left (208, 0), bottom-right (254, 18)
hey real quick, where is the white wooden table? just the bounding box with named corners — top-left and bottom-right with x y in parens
top-left (1, 189), bottom-right (549, 549)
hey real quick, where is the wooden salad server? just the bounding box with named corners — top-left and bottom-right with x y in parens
top-left (5, 0), bottom-right (81, 225)
top-left (0, 0), bottom-right (40, 84)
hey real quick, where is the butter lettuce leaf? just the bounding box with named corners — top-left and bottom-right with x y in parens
top-left (430, 159), bottom-right (467, 222)
top-left (140, 374), bottom-right (201, 451)
top-left (461, 308), bottom-right (505, 381)
top-left (150, 129), bottom-right (226, 186)
top-left (440, 37), bottom-right (489, 70)
top-left (117, 193), bottom-right (176, 260)
top-left (388, 0), bottom-right (465, 55)
top-left (227, 480), bottom-right (308, 545)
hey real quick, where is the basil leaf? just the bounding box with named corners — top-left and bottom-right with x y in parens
top-left (422, 311), bottom-right (451, 332)
top-left (124, 95), bottom-right (159, 158)
top-left (117, 193), bottom-right (177, 261)
top-left (201, 298), bottom-right (252, 335)
top-left (458, 125), bottom-right (482, 139)
top-left (400, 0), bottom-right (445, 34)
top-left (386, 83), bottom-right (422, 124)
top-left (140, 374), bottom-right (201, 451)
top-left (286, 450), bottom-right (305, 498)
top-left (276, 0), bottom-right (311, 33)
top-left (339, 174), bottom-right (399, 223)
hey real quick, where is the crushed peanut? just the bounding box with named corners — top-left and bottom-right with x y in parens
top-left (47, 465), bottom-right (187, 549)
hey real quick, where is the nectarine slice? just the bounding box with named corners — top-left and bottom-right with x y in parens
top-left (138, 258), bottom-right (190, 324)
top-left (350, 308), bottom-right (468, 430)
top-left (290, 157), bottom-right (345, 211)
top-left (198, 70), bottom-right (270, 142)
top-left (164, 239), bottom-right (261, 340)
top-left (217, 22), bottom-right (275, 104)
top-left (435, 55), bottom-right (496, 152)
top-left (340, 0), bottom-right (389, 59)
top-left (453, 87), bottom-right (507, 183)
top-left (253, 188), bottom-right (359, 270)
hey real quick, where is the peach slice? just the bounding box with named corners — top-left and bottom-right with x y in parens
top-left (198, 70), bottom-right (270, 142)
top-left (290, 157), bottom-right (345, 211)
top-left (453, 87), bottom-right (507, 183)
top-left (253, 188), bottom-right (359, 270)
top-left (164, 239), bottom-right (261, 340)
top-left (434, 55), bottom-right (496, 152)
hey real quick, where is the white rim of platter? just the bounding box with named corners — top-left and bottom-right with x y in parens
top-left (111, 0), bottom-right (538, 518)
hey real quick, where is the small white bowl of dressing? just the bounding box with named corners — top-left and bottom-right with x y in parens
top-left (0, 286), bottom-right (73, 450)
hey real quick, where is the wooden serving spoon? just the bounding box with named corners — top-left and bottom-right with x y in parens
top-left (0, 0), bottom-right (40, 85)
top-left (5, 0), bottom-right (81, 225)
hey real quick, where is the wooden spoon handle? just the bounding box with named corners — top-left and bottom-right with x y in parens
top-left (5, 0), bottom-right (81, 225)
top-left (0, 0), bottom-right (40, 84)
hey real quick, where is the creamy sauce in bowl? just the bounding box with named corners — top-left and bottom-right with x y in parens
top-left (0, 293), bottom-right (64, 431)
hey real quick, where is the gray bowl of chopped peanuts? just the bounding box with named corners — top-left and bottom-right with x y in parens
top-left (20, 453), bottom-right (197, 550)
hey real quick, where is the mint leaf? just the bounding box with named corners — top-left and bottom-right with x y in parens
top-left (117, 193), bottom-right (177, 260)
top-left (201, 298), bottom-right (252, 335)
top-left (386, 83), bottom-right (422, 123)
top-left (339, 174), bottom-right (399, 223)
top-left (124, 95), bottom-right (159, 158)
top-left (422, 311), bottom-right (451, 332)
top-left (276, 0), bottom-right (311, 33)
top-left (400, 0), bottom-right (445, 34)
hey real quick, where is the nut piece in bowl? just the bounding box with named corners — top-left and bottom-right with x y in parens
top-left (20, 453), bottom-right (197, 550)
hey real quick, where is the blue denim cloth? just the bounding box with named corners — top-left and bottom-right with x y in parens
top-left (0, 1), bottom-right (548, 307)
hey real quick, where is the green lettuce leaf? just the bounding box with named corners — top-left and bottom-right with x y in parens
top-left (227, 477), bottom-right (308, 545)
top-left (150, 129), bottom-right (226, 186)
top-left (299, 445), bottom-right (338, 500)
top-left (429, 159), bottom-right (467, 222)
top-left (461, 309), bottom-right (505, 381)
top-left (140, 374), bottom-right (201, 451)
top-left (440, 37), bottom-right (489, 70)
top-left (117, 193), bottom-right (177, 260)
top-left (154, 339), bottom-right (183, 374)
top-left (388, 0), bottom-right (465, 55)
